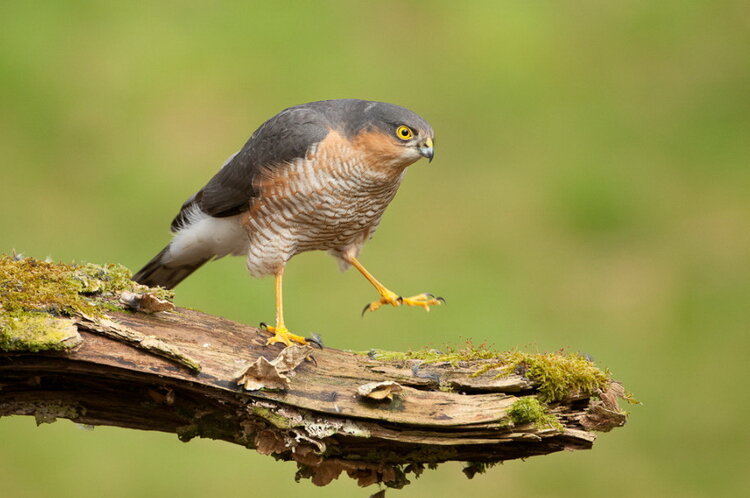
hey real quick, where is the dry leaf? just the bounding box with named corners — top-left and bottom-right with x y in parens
top-left (236, 345), bottom-right (313, 391)
top-left (599, 382), bottom-right (626, 410)
top-left (120, 291), bottom-right (174, 313)
top-left (271, 344), bottom-right (314, 373)
top-left (237, 356), bottom-right (290, 391)
top-left (579, 400), bottom-right (627, 432)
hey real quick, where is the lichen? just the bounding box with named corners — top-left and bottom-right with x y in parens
top-left (0, 400), bottom-right (85, 425)
top-left (508, 396), bottom-right (562, 430)
top-left (0, 255), bottom-right (174, 352)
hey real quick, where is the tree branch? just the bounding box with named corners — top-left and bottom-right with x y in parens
top-left (0, 257), bottom-right (630, 490)
top-left (0, 307), bottom-right (629, 489)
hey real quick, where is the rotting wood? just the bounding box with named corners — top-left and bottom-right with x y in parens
top-left (0, 305), bottom-right (630, 490)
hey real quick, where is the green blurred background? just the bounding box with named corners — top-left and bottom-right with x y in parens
top-left (1, 1), bottom-right (748, 497)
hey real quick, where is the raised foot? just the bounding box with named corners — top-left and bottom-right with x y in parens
top-left (260, 323), bottom-right (308, 347)
top-left (362, 290), bottom-right (445, 315)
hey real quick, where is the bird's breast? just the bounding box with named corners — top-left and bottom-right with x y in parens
top-left (241, 145), bottom-right (405, 276)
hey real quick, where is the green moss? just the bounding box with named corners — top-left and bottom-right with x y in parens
top-left (478, 351), bottom-right (611, 403)
top-left (508, 397), bottom-right (562, 430)
top-left (73, 262), bottom-right (174, 301)
top-left (73, 262), bottom-right (136, 294)
top-left (363, 342), bottom-right (500, 366)
top-left (0, 313), bottom-right (82, 352)
top-left (251, 406), bottom-right (298, 430)
top-left (0, 255), bottom-right (173, 318)
top-left (0, 255), bottom-right (174, 352)
top-left (0, 256), bottom-right (102, 318)
top-left (361, 341), bottom-right (614, 404)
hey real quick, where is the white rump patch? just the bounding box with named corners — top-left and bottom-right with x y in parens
top-left (166, 206), bottom-right (248, 266)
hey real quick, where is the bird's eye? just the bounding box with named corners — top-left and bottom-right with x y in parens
top-left (396, 125), bottom-right (414, 140)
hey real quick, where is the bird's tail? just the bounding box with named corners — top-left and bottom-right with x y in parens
top-left (132, 244), bottom-right (210, 290)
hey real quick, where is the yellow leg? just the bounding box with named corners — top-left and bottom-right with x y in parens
top-left (261, 268), bottom-right (307, 346)
top-left (346, 256), bottom-right (444, 315)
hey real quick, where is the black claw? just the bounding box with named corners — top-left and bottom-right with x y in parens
top-left (396, 296), bottom-right (404, 304)
top-left (425, 293), bottom-right (435, 299)
top-left (436, 296), bottom-right (446, 304)
top-left (361, 303), bottom-right (372, 317)
top-left (306, 333), bottom-right (325, 349)
top-left (259, 322), bottom-right (268, 330)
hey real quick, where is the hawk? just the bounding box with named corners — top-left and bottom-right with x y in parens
top-left (133, 99), bottom-right (442, 346)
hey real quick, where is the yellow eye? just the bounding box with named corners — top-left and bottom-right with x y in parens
top-left (396, 125), bottom-right (413, 140)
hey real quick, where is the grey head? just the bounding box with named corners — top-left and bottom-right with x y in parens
top-left (300, 99), bottom-right (435, 160)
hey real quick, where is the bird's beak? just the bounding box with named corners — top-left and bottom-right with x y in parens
top-left (419, 137), bottom-right (434, 163)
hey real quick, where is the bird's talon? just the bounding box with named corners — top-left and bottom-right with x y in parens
top-left (362, 290), bottom-right (445, 314)
top-left (262, 324), bottom-right (308, 347)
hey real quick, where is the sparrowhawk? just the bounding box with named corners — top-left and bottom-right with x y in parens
top-left (133, 99), bottom-right (442, 346)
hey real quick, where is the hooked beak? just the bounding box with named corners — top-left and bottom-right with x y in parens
top-left (418, 137), bottom-right (434, 162)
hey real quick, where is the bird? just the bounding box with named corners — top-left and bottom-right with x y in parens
top-left (132, 99), bottom-right (443, 347)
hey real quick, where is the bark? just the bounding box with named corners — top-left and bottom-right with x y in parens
top-left (0, 307), bottom-right (627, 489)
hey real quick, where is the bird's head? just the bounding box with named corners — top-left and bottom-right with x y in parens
top-left (341, 100), bottom-right (435, 169)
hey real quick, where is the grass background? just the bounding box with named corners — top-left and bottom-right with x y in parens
top-left (1, 1), bottom-right (748, 496)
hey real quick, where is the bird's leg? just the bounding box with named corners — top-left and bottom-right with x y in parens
top-left (261, 267), bottom-right (307, 346)
top-left (346, 256), bottom-right (444, 315)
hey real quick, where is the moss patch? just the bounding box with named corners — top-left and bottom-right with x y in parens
top-left (0, 314), bottom-right (82, 352)
top-left (363, 342), bottom-right (500, 366)
top-left (1, 256), bottom-right (102, 318)
top-left (251, 406), bottom-right (299, 430)
top-left (0, 255), bottom-right (173, 352)
top-left (362, 342), bottom-right (614, 404)
top-left (508, 397), bottom-right (562, 430)
top-left (480, 351), bottom-right (611, 403)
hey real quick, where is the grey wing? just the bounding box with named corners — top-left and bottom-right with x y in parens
top-left (170, 105), bottom-right (332, 231)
